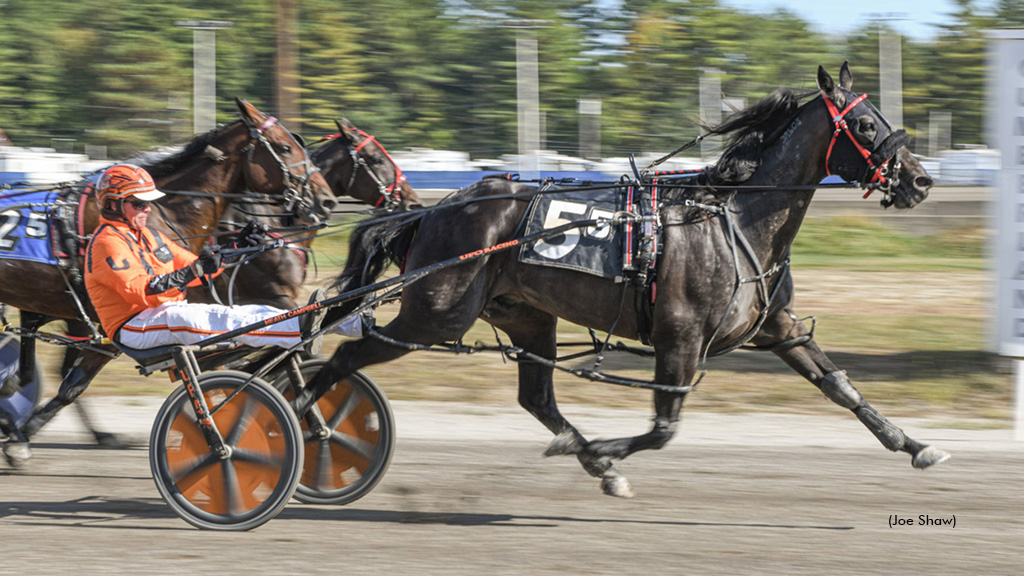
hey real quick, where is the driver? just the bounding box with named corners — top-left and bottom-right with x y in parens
top-left (84, 163), bottom-right (360, 352)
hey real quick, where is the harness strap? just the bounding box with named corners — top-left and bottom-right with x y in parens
top-left (352, 129), bottom-right (407, 209)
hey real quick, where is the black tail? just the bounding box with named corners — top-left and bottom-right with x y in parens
top-left (328, 212), bottom-right (421, 319)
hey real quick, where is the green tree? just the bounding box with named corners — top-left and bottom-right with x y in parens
top-left (923, 0), bottom-right (998, 146)
top-left (297, 3), bottom-right (374, 136)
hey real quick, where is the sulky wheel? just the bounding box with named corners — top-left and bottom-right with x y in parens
top-left (149, 370), bottom-right (303, 531)
top-left (273, 362), bottom-right (395, 505)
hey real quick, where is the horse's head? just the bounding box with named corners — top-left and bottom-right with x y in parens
top-left (816, 62), bottom-right (933, 209)
top-left (310, 118), bottom-right (423, 211)
top-left (235, 98), bottom-right (337, 222)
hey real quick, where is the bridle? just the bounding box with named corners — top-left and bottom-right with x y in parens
top-left (820, 89), bottom-right (909, 207)
top-left (318, 129), bottom-right (407, 211)
top-left (241, 116), bottom-right (326, 222)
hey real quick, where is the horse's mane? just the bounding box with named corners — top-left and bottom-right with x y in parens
top-left (142, 121), bottom-right (241, 179)
top-left (702, 89), bottom-right (810, 184)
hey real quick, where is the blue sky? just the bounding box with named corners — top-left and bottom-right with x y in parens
top-left (720, 0), bottom-right (991, 40)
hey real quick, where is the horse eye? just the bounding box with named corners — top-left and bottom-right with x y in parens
top-left (855, 116), bottom-right (877, 144)
top-left (279, 144), bottom-right (292, 154)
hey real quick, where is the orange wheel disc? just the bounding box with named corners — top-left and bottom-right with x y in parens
top-left (151, 371), bottom-right (303, 530)
top-left (273, 362), bottom-right (394, 505)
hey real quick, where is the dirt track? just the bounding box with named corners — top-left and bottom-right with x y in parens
top-left (1, 398), bottom-right (1020, 575)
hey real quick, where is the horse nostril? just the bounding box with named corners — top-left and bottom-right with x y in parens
top-left (321, 197), bottom-right (337, 211)
top-left (915, 176), bottom-right (933, 190)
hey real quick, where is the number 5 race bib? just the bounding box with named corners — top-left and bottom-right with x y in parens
top-left (518, 186), bottom-right (624, 279)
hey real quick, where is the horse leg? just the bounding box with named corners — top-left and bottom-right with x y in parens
top-left (755, 308), bottom-right (950, 468)
top-left (579, 326), bottom-right (699, 496)
top-left (483, 299), bottom-right (636, 497)
top-left (62, 320), bottom-right (123, 446)
top-left (22, 349), bottom-right (113, 440)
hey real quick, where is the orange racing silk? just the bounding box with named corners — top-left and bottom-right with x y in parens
top-left (84, 217), bottom-right (207, 337)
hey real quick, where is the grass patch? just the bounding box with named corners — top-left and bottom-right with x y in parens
top-left (792, 216), bottom-right (986, 270)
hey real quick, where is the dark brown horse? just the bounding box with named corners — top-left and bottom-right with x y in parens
top-left (192, 117), bottom-right (422, 309)
top-left (0, 98), bottom-right (336, 452)
top-left (297, 63), bottom-right (945, 497)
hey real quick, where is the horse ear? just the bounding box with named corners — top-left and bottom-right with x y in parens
top-left (839, 60), bottom-right (853, 90)
top-left (335, 118), bottom-right (357, 143)
top-left (236, 97), bottom-right (260, 126)
top-left (817, 65), bottom-right (846, 108)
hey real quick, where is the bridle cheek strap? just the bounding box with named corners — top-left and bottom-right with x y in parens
top-left (821, 90), bottom-right (904, 196)
top-left (246, 115), bottom-right (321, 220)
top-left (347, 129), bottom-right (408, 209)
top-left (822, 91), bottom-right (872, 175)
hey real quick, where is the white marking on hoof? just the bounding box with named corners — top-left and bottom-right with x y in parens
top-left (3, 441), bottom-right (32, 469)
top-left (600, 474), bottom-right (635, 498)
top-left (912, 446), bottom-right (951, 469)
top-left (544, 431), bottom-right (580, 457)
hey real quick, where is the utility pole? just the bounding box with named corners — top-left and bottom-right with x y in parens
top-left (578, 99), bottom-right (602, 160)
top-left (873, 14), bottom-right (906, 129)
top-left (699, 68), bottom-right (724, 161)
top-left (276, 0), bottom-right (300, 133)
top-left (175, 20), bottom-right (233, 135)
top-left (506, 20), bottom-right (547, 180)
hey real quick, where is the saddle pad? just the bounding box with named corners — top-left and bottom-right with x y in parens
top-left (0, 190), bottom-right (58, 265)
top-left (518, 186), bottom-right (624, 279)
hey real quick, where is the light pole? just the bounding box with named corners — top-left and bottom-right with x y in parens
top-left (699, 67), bottom-right (724, 161)
top-left (871, 14), bottom-right (906, 129)
top-left (506, 20), bottom-right (547, 180)
top-left (175, 20), bottom-right (233, 135)
top-left (578, 98), bottom-right (601, 160)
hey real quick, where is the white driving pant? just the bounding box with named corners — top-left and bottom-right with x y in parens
top-left (116, 300), bottom-right (360, 350)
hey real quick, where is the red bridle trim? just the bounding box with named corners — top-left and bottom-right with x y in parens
top-left (314, 130), bottom-right (408, 207)
top-left (820, 90), bottom-right (888, 195)
top-left (352, 128), bottom-right (407, 197)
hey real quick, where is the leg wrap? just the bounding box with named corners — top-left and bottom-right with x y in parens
top-left (21, 367), bottom-right (92, 438)
top-left (820, 371), bottom-right (863, 410)
top-left (0, 405), bottom-right (27, 442)
top-left (55, 367), bottom-right (91, 405)
top-left (647, 417), bottom-right (678, 451)
top-left (855, 405), bottom-right (907, 452)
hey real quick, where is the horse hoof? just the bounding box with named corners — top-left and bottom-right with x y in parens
top-left (912, 446), bottom-right (951, 469)
top-left (544, 432), bottom-right (580, 457)
top-left (3, 441), bottom-right (32, 469)
top-left (600, 475), bottom-right (635, 498)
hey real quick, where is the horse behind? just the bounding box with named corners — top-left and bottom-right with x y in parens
top-left (0, 97), bottom-right (335, 451)
top-left (296, 62), bottom-right (945, 498)
top-left (192, 116), bottom-right (422, 309)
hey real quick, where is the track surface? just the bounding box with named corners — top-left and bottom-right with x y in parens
top-left (1, 398), bottom-right (1020, 575)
